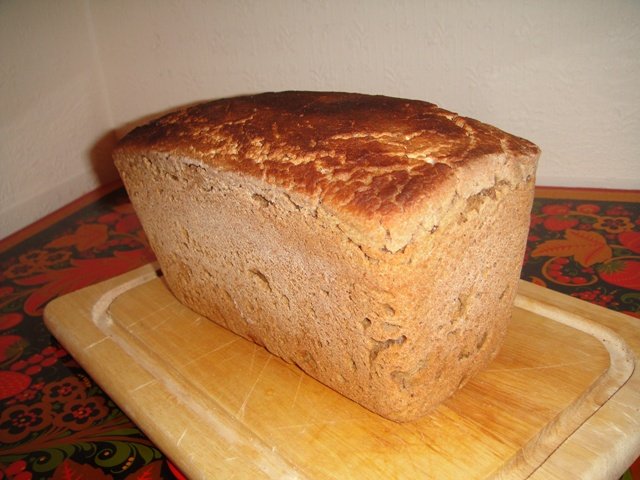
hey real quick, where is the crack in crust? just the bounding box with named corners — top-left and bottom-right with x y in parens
top-left (118, 92), bottom-right (537, 209)
top-left (116, 91), bottom-right (540, 253)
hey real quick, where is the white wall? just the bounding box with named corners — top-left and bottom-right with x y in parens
top-left (2, 0), bottom-right (639, 239)
top-left (0, 0), bottom-right (117, 239)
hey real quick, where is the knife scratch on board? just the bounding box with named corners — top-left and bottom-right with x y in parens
top-left (182, 338), bottom-right (240, 367)
top-left (237, 355), bottom-right (272, 419)
top-left (130, 379), bottom-right (156, 393)
top-left (291, 372), bottom-right (303, 408)
top-left (177, 428), bottom-right (188, 447)
top-left (85, 336), bottom-right (109, 351)
top-left (486, 360), bottom-right (590, 372)
top-left (129, 298), bottom-right (177, 329)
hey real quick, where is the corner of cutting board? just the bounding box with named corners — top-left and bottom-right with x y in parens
top-left (43, 263), bottom-right (161, 354)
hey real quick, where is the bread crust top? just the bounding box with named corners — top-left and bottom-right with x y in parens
top-left (115, 91), bottom-right (539, 252)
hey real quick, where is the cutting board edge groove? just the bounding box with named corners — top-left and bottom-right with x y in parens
top-left (492, 290), bottom-right (636, 479)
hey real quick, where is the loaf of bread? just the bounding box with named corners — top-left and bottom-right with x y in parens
top-left (114, 91), bottom-right (539, 422)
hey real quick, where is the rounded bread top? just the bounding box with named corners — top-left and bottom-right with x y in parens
top-left (116, 91), bottom-right (540, 251)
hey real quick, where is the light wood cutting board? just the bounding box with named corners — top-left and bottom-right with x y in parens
top-left (44, 264), bottom-right (640, 480)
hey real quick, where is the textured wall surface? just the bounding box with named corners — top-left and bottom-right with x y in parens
top-left (0, 0), bottom-right (116, 239)
top-left (2, 0), bottom-right (639, 238)
top-left (90, 0), bottom-right (640, 188)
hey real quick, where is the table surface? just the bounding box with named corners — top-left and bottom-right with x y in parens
top-left (1, 183), bottom-right (639, 479)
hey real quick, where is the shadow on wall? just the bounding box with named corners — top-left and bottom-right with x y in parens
top-left (87, 105), bottom-right (193, 187)
top-left (87, 101), bottom-right (205, 186)
top-left (87, 104), bottom-right (189, 186)
top-left (89, 130), bottom-right (120, 185)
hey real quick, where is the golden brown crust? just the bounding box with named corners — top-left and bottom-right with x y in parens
top-left (115, 92), bottom-right (539, 224)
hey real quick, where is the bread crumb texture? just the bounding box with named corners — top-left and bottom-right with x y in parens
top-left (114, 91), bottom-right (539, 421)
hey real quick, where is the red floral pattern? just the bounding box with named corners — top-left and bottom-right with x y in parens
top-left (0, 371), bottom-right (31, 401)
top-left (0, 403), bottom-right (52, 443)
top-left (0, 186), bottom-right (637, 479)
top-left (53, 396), bottom-right (108, 430)
top-left (523, 199), bottom-right (640, 298)
top-left (41, 376), bottom-right (85, 404)
top-left (0, 188), bottom-right (181, 479)
top-left (1, 459), bottom-right (32, 480)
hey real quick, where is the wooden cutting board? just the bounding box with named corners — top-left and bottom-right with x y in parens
top-left (44, 264), bottom-right (640, 480)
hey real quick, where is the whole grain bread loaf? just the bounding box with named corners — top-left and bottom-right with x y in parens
top-left (114, 91), bottom-right (540, 422)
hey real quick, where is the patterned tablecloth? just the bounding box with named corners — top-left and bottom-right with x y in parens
top-left (0, 183), bottom-right (638, 479)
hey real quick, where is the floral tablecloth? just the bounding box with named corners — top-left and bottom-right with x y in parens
top-left (0, 183), bottom-right (638, 479)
